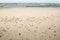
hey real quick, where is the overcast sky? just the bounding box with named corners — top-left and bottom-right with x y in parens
top-left (0, 0), bottom-right (60, 3)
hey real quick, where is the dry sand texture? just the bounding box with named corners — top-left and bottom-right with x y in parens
top-left (0, 8), bottom-right (60, 40)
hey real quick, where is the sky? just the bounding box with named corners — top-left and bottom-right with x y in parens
top-left (0, 0), bottom-right (60, 3)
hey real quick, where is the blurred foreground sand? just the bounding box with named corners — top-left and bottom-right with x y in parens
top-left (0, 8), bottom-right (60, 40)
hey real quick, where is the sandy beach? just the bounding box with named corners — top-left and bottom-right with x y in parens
top-left (0, 7), bottom-right (60, 40)
top-left (0, 8), bottom-right (60, 17)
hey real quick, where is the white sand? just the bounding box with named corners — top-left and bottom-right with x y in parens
top-left (0, 8), bottom-right (60, 40)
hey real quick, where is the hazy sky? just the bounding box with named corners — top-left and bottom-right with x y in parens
top-left (0, 0), bottom-right (60, 3)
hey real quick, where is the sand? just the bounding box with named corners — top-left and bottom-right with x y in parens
top-left (0, 7), bottom-right (60, 40)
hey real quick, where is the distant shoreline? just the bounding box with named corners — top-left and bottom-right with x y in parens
top-left (0, 3), bottom-right (60, 8)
